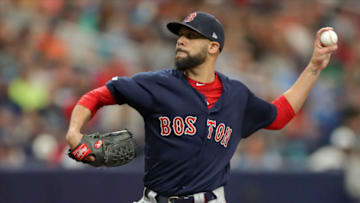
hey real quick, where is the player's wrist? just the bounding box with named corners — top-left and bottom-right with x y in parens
top-left (306, 63), bottom-right (322, 76)
top-left (66, 130), bottom-right (83, 149)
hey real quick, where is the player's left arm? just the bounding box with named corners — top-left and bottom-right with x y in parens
top-left (283, 27), bottom-right (337, 113)
top-left (266, 27), bottom-right (337, 130)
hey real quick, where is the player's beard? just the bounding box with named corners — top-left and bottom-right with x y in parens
top-left (175, 46), bottom-right (207, 71)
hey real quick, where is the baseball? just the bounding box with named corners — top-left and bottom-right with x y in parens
top-left (320, 30), bottom-right (338, 47)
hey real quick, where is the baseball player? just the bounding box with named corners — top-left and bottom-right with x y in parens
top-left (66, 11), bottom-right (337, 203)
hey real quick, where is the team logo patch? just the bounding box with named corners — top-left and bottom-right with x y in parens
top-left (184, 12), bottom-right (197, 23)
top-left (94, 140), bottom-right (103, 149)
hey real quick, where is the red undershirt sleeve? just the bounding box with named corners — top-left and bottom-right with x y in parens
top-left (76, 86), bottom-right (117, 118)
top-left (265, 95), bottom-right (296, 130)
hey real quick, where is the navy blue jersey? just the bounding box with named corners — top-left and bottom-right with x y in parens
top-left (106, 69), bottom-right (277, 196)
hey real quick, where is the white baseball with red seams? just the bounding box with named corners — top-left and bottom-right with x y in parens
top-left (320, 30), bottom-right (338, 47)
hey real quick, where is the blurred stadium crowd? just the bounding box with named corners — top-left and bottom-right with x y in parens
top-left (1, 0), bottom-right (360, 178)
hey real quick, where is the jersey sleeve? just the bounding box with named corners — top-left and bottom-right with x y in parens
top-left (105, 73), bottom-right (156, 115)
top-left (241, 89), bottom-right (277, 138)
top-left (77, 86), bottom-right (117, 118)
top-left (265, 95), bottom-right (295, 130)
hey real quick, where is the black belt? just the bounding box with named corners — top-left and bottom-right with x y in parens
top-left (145, 188), bottom-right (217, 203)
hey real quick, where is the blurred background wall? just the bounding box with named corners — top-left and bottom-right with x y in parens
top-left (1, 0), bottom-right (360, 202)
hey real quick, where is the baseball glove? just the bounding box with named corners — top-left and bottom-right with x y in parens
top-left (68, 129), bottom-right (136, 167)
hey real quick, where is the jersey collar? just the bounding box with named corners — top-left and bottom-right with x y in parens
top-left (174, 69), bottom-right (230, 113)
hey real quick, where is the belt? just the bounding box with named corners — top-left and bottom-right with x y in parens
top-left (145, 188), bottom-right (217, 203)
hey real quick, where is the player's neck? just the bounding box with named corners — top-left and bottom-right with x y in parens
top-left (184, 60), bottom-right (216, 83)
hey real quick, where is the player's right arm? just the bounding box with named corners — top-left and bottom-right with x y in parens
top-left (66, 71), bottom-right (159, 149)
top-left (65, 105), bottom-right (91, 149)
top-left (66, 86), bottom-right (116, 150)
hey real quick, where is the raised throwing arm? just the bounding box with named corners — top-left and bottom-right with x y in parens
top-left (283, 27), bottom-right (338, 113)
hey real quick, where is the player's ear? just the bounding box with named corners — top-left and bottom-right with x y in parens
top-left (208, 41), bottom-right (220, 55)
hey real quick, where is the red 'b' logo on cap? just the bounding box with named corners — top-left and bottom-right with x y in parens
top-left (184, 12), bottom-right (197, 23)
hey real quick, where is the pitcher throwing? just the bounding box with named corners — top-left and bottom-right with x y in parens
top-left (66, 11), bottom-right (337, 203)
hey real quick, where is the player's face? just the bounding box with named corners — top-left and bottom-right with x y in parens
top-left (175, 28), bottom-right (210, 70)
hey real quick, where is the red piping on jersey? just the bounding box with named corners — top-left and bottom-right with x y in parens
top-left (265, 95), bottom-right (295, 130)
top-left (76, 86), bottom-right (116, 117)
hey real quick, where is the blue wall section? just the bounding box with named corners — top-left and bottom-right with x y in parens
top-left (0, 169), bottom-right (353, 203)
top-left (226, 172), bottom-right (352, 203)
